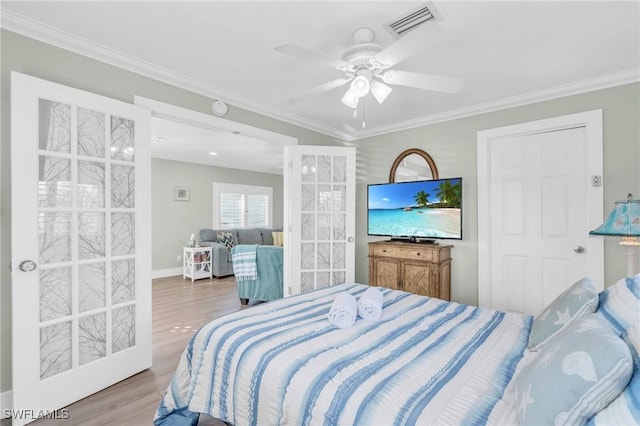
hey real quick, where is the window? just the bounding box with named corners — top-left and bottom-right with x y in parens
top-left (213, 183), bottom-right (272, 228)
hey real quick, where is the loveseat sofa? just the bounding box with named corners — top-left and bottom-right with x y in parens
top-left (198, 227), bottom-right (282, 277)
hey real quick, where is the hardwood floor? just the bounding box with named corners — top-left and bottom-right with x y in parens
top-left (22, 275), bottom-right (248, 426)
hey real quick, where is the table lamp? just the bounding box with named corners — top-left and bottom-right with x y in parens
top-left (590, 193), bottom-right (640, 276)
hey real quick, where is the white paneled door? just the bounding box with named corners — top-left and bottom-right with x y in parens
top-left (284, 146), bottom-right (356, 296)
top-left (11, 72), bottom-right (151, 425)
top-left (478, 110), bottom-right (604, 316)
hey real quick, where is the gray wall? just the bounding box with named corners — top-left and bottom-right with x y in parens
top-left (352, 83), bottom-right (640, 306)
top-left (151, 159), bottom-right (283, 271)
top-left (0, 30), bottom-right (337, 393)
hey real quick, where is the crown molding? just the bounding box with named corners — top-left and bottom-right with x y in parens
top-left (2, 8), bottom-right (637, 143)
top-left (0, 8), bottom-right (350, 141)
top-left (352, 67), bottom-right (640, 140)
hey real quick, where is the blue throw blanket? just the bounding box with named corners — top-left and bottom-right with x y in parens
top-left (231, 244), bottom-right (258, 281)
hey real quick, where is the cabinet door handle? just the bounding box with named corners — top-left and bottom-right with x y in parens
top-left (382, 249), bottom-right (387, 252)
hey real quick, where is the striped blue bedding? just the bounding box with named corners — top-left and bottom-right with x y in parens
top-left (154, 283), bottom-right (532, 426)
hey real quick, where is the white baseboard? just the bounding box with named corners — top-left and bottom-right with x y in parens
top-left (151, 268), bottom-right (182, 279)
top-left (1, 390), bottom-right (12, 419)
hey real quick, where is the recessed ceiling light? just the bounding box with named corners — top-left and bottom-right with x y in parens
top-left (209, 152), bottom-right (218, 156)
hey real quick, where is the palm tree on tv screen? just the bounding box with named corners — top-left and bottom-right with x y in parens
top-left (414, 190), bottom-right (430, 208)
top-left (436, 180), bottom-right (462, 208)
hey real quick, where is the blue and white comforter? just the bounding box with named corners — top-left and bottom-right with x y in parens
top-left (155, 283), bottom-right (532, 425)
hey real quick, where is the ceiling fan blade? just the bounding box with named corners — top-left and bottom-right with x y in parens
top-left (274, 44), bottom-right (347, 70)
top-left (382, 70), bottom-right (464, 94)
top-left (284, 77), bottom-right (352, 104)
top-left (373, 25), bottom-right (444, 68)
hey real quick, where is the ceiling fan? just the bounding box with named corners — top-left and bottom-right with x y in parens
top-left (274, 25), bottom-right (464, 109)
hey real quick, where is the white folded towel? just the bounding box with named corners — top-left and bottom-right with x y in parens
top-left (328, 292), bottom-right (358, 328)
top-left (358, 287), bottom-right (383, 321)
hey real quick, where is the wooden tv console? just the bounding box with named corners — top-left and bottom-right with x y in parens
top-left (368, 240), bottom-right (451, 301)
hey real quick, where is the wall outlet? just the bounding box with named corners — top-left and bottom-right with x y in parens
top-left (177, 254), bottom-right (182, 262)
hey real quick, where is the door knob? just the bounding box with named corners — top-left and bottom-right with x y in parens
top-left (574, 246), bottom-right (585, 254)
top-left (348, 237), bottom-right (355, 242)
top-left (19, 260), bottom-right (37, 272)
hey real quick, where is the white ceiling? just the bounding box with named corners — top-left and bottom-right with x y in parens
top-left (2, 1), bottom-right (639, 173)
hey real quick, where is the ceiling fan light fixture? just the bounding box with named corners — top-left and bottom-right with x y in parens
top-left (371, 80), bottom-right (393, 104)
top-left (350, 69), bottom-right (373, 98)
top-left (341, 89), bottom-right (359, 109)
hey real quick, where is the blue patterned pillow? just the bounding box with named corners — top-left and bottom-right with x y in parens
top-left (528, 277), bottom-right (598, 350)
top-left (515, 315), bottom-right (633, 425)
top-left (589, 275), bottom-right (640, 425)
top-left (216, 232), bottom-right (234, 250)
top-left (596, 274), bottom-right (640, 335)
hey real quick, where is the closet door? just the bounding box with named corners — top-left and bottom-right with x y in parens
top-left (284, 146), bottom-right (356, 296)
top-left (11, 72), bottom-right (151, 424)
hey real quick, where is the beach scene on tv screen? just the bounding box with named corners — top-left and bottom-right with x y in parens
top-left (368, 178), bottom-right (462, 239)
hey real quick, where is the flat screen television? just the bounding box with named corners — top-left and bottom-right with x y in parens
top-left (367, 177), bottom-right (462, 242)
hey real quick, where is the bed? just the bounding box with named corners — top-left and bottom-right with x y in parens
top-left (154, 277), bottom-right (639, 426)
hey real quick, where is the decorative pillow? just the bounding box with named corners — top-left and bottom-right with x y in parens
top-left (272, 231), bottom-right (284, 246)
top-left (236, 228), bottom-right (262, 245)
top-left (528, 277), bottom-right (598, 350)
top-left (590, 323), bottom-right (639, 425)
top-left (216, 232), bottom-right (234, 250)
top-left (589, 275), bottom-right (640, 425)
top-left (596, 274), bottom-right (640, 335)
top-left (514, 314), bottom-right (633, 425)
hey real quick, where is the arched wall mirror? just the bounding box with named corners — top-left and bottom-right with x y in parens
top-left (389, 148), bottom-right (439, 182)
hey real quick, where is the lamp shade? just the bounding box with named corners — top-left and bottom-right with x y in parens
top-left (350, 75), bottom-right (370, 98)
top-left (371, 80), bottom-right (392, 104)
top-left (589, 194), bottom-right (640, 238)
top-left (341, 89), bottom-right (359, 109)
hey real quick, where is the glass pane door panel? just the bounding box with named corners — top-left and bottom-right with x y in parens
top-left (301, 243), bottom-right (314, 269)
top-left (317, 214), bottom-right (330, 240)
top-left (79, 313), bottom-right (106, 365)
top-left (78, 212), bottom-right (105, 259)
top-left (112, 259), bottom-right (135, 304)
top-left (78, 161), bottom-right (105, 208)
top-left (39, 267), bottom-right (72, 321)
top-left (301, 155), bottom-right (316, 182)
top-left (333, 214), bottom-right (346, 239)
top-left (301, 214), bottom-right (314, 240)
top-left (110, 116), bottom-right (135, 162)
top-left (39, 100), bottom-right (70, 152)
top-left (38, 212), bottom-right (71, 264)
top-left (112, 306), bottom-right (135, 353)
top-left (78, 108), bottom-right (105, 158)
top-left (301, 272), bottom-right (314, 293)
top-left (333, 156), bottom-right (346, 182)
top-left (111, 165), bottom-right (135, 208)
top-left (40, 322), bottom-right (72, 379)
top-left (318, 156), bottom-right (331, 182)
top-left (38, 156), bottom-right (71, 208)
top-left (317, 272), bottom-right (330, 289)
top-left (301, 184), bottom-right (315, 211)
top-left (79, 262), bottom-right (106, 312)
top-left (317, 243), bottom-right (330, 269)
top-left (111, 213), bottom-right (135, 255)
top-left (333, 243), bottom-right (346, 268)
top-left (318, 185), bottom-right (331, 211)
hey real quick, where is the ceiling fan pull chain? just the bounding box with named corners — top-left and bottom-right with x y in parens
top-left (362, 99), bottom-right (366, 129)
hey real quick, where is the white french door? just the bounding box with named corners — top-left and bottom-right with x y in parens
top-left (284, 146), bottom-right (356, 296)
top-left (11, 72), bottom-right (151, 424)
top-left (477, 110), bottom-right (604, 316)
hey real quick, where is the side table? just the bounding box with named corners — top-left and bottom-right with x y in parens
top-left (183, 246), bottom-right (213, 282)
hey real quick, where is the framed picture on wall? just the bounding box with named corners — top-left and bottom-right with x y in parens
top-left (175, 186), bottom-right (190, 201)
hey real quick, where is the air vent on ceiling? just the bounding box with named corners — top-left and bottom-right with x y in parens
top-left (383, 2), bottom-right (441, 39)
